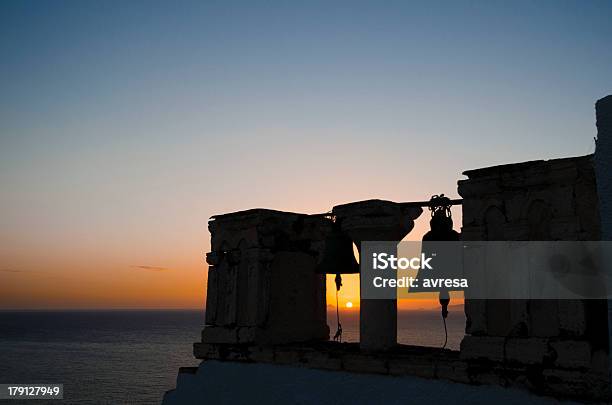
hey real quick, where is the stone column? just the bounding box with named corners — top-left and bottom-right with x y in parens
top-left (594, 95), bottom-right (612, 377)
top-left (333, 200), bottom-right (422, 351)
top-left (596, 96), bottom-right (612, 240)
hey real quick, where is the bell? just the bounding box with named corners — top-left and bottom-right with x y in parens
top-left (315, 224), bottom-right (359, 275)
top-left (422, 210), bottom-right (460, 241)
top-left (422, 194), bottom-right (460, 242)
top-left (419, 194), bottom-right (461, 344)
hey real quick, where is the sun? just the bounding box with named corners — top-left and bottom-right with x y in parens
top-left (345, 301), bottom-right (353, 308)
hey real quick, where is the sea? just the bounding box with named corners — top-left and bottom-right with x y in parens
top-left (0, 308), bottom-right (465, 405)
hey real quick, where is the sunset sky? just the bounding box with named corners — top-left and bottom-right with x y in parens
top-left (1, 1), bottom-right (611, 310)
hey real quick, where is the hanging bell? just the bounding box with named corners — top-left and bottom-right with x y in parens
top-left (315, 223), bottom-right (360, 275)
top-left (414, 195), bottom-right (461, 293)
top-left (422, 194), bottom-right (460, 242)
top-left (420, 194), bottom-right (461, 328)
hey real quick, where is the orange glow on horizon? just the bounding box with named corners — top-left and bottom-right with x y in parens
top-left (1, 186), bottom-right (461, 309)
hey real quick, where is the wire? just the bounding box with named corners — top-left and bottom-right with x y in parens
top-left (333, 288), bottom-right (342, 342)
top-left (441, 315), bottom-right (448, 350)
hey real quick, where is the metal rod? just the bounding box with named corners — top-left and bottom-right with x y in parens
top-left (399, 198), bottom-right (463, 208)
top-left (308, 198), bottom-right (463, 217)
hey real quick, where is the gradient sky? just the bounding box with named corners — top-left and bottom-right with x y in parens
top-left (1, 0), bottom-right (611, 309)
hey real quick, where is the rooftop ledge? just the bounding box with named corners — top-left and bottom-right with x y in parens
top-left (461, 154), bottom-right (593, 178)
top-left (193, 341), bottom-right (609, 402)
top-left (194, 341), bottom-right (461, 379)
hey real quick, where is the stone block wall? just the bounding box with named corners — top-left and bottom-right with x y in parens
top-left (202, 209), bottom-right (331, 345)
top-left (458, 155), bottom-right (609, 396)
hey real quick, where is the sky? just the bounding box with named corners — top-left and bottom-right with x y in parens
top-left (1, 0), bottom-right (611, 310)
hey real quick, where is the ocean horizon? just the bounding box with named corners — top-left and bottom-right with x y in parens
top-left (0, 308), bottom-right (465, 404)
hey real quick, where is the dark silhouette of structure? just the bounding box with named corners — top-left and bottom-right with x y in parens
top-left (164, 95), bottom-right (612, 403)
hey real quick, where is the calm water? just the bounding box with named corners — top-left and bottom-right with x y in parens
top-left (0, 311), bottom-right (203, 405)
top-left (335, 307), bottom-right (466, 350)
top-left (0, 309), bottom-right (465, 404)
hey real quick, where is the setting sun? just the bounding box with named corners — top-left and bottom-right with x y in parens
top-left (346, 301), bottom-right (353, 308)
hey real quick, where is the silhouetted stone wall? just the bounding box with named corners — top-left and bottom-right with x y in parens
top-left (458, 155), bottom-right (609, 397)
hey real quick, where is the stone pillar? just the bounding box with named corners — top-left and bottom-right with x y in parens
top-left (594, 95), bottom-right (612, 377)
top-left (202, 209), bottom-right (331, 345)
top-left (596, 96), bottom-right (612, 240)
top-left (333, 200), bottom-right (422, 351)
